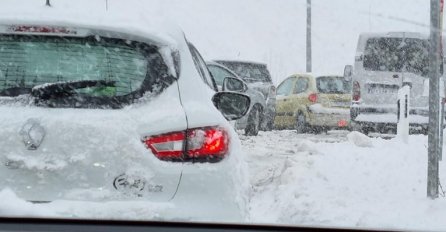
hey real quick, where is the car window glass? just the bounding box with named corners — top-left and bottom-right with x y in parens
top-left (208, 65), bottom-right (236, 86)
top-left (276, 77), bottom-right (294, 96)
top-left (317, 76), bottom-right (352, 94)
top-left (188, 44), bottom-right (216, 90)
top-left (293, 77), bottom-right (309, 94)
top-left (0, 35), bottom-right (173, 108)
top-left (216, 61), bottom-right (271, 83)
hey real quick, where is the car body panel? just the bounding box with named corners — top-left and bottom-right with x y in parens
top-left (214, 60), bottom-right (276, 130)
top-left (0, 84), bottom-right (186, 202)
top-left (274, 74), bottom-right (351, 130)
top-left (206, 62), bottom-right (266, 131)
top-left (0, 19), bottom-right (247, 222)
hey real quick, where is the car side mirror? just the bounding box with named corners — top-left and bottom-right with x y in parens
top-left (344, 65), bottom-right (353, 81)
top-left (222, 77), bottom-right (248, 92)
top-left (212, 92), bottom-right (250, 120)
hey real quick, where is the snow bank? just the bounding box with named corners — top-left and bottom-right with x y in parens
top-left (347, 131), bottom-right (374, 147)
top-left (245, 131), bottom-right (446, 231)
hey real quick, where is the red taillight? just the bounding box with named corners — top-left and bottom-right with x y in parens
top-left (187, 128), bottom-right (228, 158)
top-left (352, 81), bottom-right (361, 102)
top-left (143, 127), bottom-right (228, 162)
top-left (308, 93), bottom-right (318, 103)
top-left (9, 25), bottom-right (77, 35)
top-left (144, 132), bottom-right (185, 160)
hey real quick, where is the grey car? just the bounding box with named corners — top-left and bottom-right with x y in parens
top-left (214, 60), bottom-right (276, 131)
top-left (207, 61), bottom-right (268, 136)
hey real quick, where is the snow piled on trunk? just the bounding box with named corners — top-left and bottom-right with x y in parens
top-left (242, 130), bottom-right (446, 231)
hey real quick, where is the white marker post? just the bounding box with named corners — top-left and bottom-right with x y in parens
top-left (397, 84), bottom-right (411, 143)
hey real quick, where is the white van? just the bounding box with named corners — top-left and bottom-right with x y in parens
top-left (345, 32), bottom-right (444, 134)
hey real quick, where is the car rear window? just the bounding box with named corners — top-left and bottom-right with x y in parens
top-left (216, 61), bottom-right (271, 83)
top-left (363, 37), bottom-right (430, 77)
top-left (0, 35), bottom-right (175, 108)
top-left (316, 76), bottom-right (351, 94)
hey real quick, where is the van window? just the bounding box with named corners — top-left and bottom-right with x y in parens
top-left (363, 37), bottom-right (429, 77)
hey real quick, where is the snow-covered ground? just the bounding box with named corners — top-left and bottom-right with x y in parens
top-left (1, 129), bottom-right (446, 231)
top-left (243, 130), bottom-right (446, 231)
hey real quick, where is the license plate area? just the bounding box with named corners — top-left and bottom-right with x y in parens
top-left (331, 101), bottom-right (350, 108)
top-left (367, 84), bottom-right (399, 95)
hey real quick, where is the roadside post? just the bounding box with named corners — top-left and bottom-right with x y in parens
top-left (306, 0), bottom-right (312, 72)
top-left (439, 0), bottom-right (444, 161)
top-left (397, 84), bottom-right (410, 143)
top-left (427, 0), bottom-right (443, 199)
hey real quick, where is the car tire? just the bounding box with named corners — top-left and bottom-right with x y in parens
top-left (265, 117), bottom-right (274, 131)
top-left (352, 122), bottom-right (369, 135)
top-left (295, 112), bottom-right (307, 134)
top-left (245, 107), bottom-right (261, 136)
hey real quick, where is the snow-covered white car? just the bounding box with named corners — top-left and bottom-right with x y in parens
top-left (346, 32), bottom-right (445, 134)
top-left (0, 17), bottom-right (250, 222)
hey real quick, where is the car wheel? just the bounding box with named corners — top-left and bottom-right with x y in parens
top-left (352, 122), bottom-right (369, 135)
top-left (245, 107), bottom-right (261, 136)
top-left (295, 112), bottom-right (307, 134)
top-left (264, 117), bottom-right (274, 131)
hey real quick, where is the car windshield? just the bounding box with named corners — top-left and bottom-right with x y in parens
top-left (0, 35), bottom-right (172, 108)
top-left (316, 76), bottom-right (351, 94)
top-left (3, 1), bottom-right (446, 232)
top-left (363, 37), bottom-right (430, 76)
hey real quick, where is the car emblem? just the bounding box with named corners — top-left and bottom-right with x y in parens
top-left (20, 119), bottom-right (46, 150)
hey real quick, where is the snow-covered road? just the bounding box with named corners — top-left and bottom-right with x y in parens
top-left (1, 129), bottom-right (446, 231)
top-left (243, 130), bottom-right (446, 231)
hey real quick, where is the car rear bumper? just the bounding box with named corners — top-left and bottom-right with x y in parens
top-left (171, 160), bottom-right (247, 222)
top-left (350, 104), bottom-right (445, 132)
top-left (307, 105), bottom-right (350, 128)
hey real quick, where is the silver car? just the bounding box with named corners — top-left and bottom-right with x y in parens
top-left (214, 60), bottom-right (276, 132)
top-left (207, 61), bottom-right (267, 136)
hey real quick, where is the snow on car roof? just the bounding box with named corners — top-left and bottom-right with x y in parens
top-left (286, 73), bottom-right (343, 80)
top-left (359, 31), bottom-right (428, 40)
top-left (214, 60), bottom-right (267, 66)
top-left (0, 7), bottom-right (184, 48)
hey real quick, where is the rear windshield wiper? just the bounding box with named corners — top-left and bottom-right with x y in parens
top-left (31, 80), bottom-right (116, 100)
